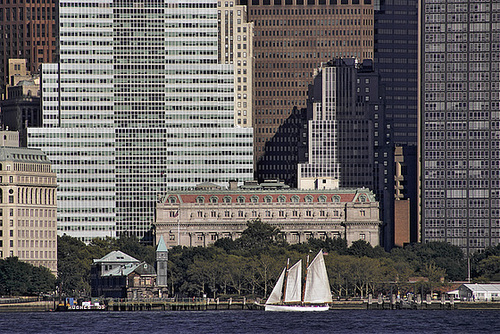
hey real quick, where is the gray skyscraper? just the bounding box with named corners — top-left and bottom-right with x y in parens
top-left (298, 59), bottom-right (386, 192)
top-left (420, 0), bottom-right (500, 254)
top-left (28, 0), bottom-right (254, 242)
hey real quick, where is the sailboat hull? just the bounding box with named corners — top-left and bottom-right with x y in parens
top-left (264, 304), bottom-right (330, 312)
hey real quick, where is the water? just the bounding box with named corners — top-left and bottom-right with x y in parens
top-left (2, 310), bottom-right (498, 334)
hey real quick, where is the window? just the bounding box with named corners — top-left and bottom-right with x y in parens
top-left (196, 196), bottom-right (205, 204)
top-left (250, 196), bottom-right (259, 203)
top-left (223, 196), bottom-right (232, 203)
top-left (333, 195), bottom-right (341, 203)
top-left (278, 195), bottom-right (286, 203)
top-left (264, 195), bottom-right (272, 203)
top-left (210, 196), bottom-right (218, 204)
top-left (237, 196), bottom-right (245, 203)
top-left (305, 195), bottom-right (313, 202)
top-left (168, 196), bottom-right (177, 203)
top-left (319, 195), bottom-right (327, 202)
top-left (358, 195), bottom-right (367, 202)
top-left (291, 195), bottom-right (300, 203)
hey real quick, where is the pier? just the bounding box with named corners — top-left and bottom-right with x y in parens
top-left (365, 294), bottom-right (458, 310)
top-left (106, 297), bottom-right (260, 311)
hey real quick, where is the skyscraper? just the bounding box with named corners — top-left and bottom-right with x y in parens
top-left (374, 0), bottom-right (419, 248)
top-left (28, 0), bottom-right (254, 242)
top-left (0, 0), bottom-right (56, 94)
top-left (374, 0), bottom-right (418, 145)
top-left (298, 58), bottom-right (384, 192)
top-left (242, 0), bottom-right (375, 165)
top-left (420, 0), bottom-right (500, 254)
top-left (218, 2), bottom-right (254, 127)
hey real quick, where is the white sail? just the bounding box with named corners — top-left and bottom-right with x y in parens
top-left (284, 259), bottom-right (302, 303)
top-left (266, 268), bottom-right (286, 305)
top-left (303, 251), bottom-right (332, 304)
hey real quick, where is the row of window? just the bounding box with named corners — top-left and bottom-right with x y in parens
top-left (168, 194), bottom-right (367, 204)
top-left (187, 208), bottom-right (360, 219)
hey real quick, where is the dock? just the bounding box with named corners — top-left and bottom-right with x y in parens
top-left (365, 294), bottom-right (458, 310)
top-left (106, 297), bottom-right (260, 311)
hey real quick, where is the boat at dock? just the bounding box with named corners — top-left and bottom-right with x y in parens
top-left (263, 250), bottom-right (332, 311)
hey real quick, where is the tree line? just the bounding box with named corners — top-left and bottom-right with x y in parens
top-left (2, 220), bottom-right (500, 297)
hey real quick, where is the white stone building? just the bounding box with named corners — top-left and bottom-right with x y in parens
top-left (155, 181), bottom-right (381, 248)
top-left (0, 131), bottom-right (57, 275)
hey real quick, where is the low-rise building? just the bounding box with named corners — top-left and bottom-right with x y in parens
top-left (90, 250), bottom-right (158, 299)
top-left (0, 131), bottom-right (57, 275)
top-left (155, 181), bottom-right (381, 248)
top-left (458, 284), bottom-right (500, 302)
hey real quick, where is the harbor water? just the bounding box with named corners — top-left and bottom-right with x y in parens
top-left (2, 309), bottom-right (498, 333)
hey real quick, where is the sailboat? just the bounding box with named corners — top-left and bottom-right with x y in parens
top-left (264, 250), bottom-right (332, 311)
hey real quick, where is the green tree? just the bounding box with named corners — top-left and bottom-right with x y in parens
top-left (57, 235), bottom-right (93, 295)
top-left (476, 255), bottom-right (500, 282)
top-left (236, 219), bottom-right (284, 252)
top-left (0, 257), bottom-right (55, 296)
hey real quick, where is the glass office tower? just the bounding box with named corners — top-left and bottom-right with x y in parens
top-left (28, 0), bottom-right (254, 241)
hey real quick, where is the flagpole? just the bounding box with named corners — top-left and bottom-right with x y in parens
top-left (177, 211), bottom-right (180, 246)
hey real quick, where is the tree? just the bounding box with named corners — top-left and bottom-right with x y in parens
top-left (0, 257), bottom-right (55, 296)
top-left (476, 256), bottom-right (500, 282)
top-left (348, 240), bottom-right (377, 258)
top-left (236, 219), bottom-right (284, 252)
top-left (57, 235), bottom-right (93, 295)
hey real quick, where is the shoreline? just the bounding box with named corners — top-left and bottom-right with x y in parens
top-left (1, 300), bottom-right (500, 312)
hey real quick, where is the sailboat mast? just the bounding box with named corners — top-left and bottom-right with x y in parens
top-left (282, 258), bottom-right (290, 303)
top-left (301, 254), bottom-right (310, 303)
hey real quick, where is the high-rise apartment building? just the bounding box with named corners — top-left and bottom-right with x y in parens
top-left (240, 0), bottom-right (374, 164)
top-left (420, 0), bottom-right (500, 254)
top-left (28, 0), bottom-right (254, 242)
top-left (218, 2), bottom-right (254, 127)
top-left (0, 0), bottom-right (56, 93)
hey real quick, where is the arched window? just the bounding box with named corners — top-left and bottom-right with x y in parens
top-left (168, 196), bottom-right (177, 203)
top-left (223, 196), bottom-right (232, 203)
top-left (196, 196), bottom-right (205, 204)
top-left (359, 195), bottom-right (367, 202)
top-left (305, 195), bottom-right (313, 203)
top-left (250, 195), bottom-right (259, 203)
top-left (210, 196), bottom-right (218, 204)
top-left (318, 195), bottom-right (327, 202)
top-left (277, 195), bottom-right (286, 203)
top-left (237, 196), bottom-right (245, 203)
top-left (291, 195), bottom-right (300, 203)
top-left (264, 195), bottom-right (273, 203)
top-left (332, 195), bottom-right (341, 203)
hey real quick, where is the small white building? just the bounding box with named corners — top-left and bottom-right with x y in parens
top-left (458, 284), bottom-right (500, 302)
